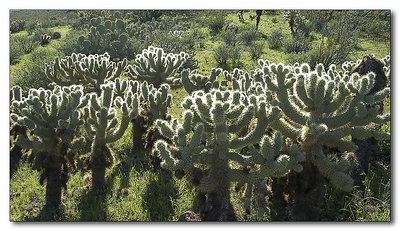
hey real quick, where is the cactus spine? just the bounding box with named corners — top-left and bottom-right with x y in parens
top-left (132, 81), bottom-right (172, 151)
top-left (127, 46), bottom-right (189, 88)
top-left (181, 68), bottom-right (222, 94)
top-left (45, 52), bottom-right (128, 94)
top-left (10, 85), bottom-right (87, 210)
top-left (154, 89), bottom-right (304, 220)
top-left (82, 79), bottom-right (140, 189)
top-left (258, 59), bottom-right (390, 220)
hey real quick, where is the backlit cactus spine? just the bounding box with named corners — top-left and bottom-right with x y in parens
top-left (181, 68), bottom-right (222, 94)
top-left (45, 52), bottom-right (128, 94)
top-left (82, 79), bottom-right (140, 189)
top-left (154, 89), bottom-right (304, 221)
top-left (259, 60), bottom-right (390, 220)
top-left (260, 60), bottom-right (390, 190)
top-left (10, 85), bottom-right (87, 210)
top-left (10, 86), bottom-right (28, 175)
top-left (132, 81), bottom-right (172, 151)
top-left (127, 46), bottom-right (189, 88)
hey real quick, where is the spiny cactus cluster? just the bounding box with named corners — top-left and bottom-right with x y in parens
top-left (181, 68), bottom-right (222, 94)
top-left (10, 85), bottom-right (88, 208)
top-left (154, 89), bottom-right (305, 220)
top-left (132, 81), bottom-right (173, 151)
top-left (76, 11), bottom-right (130, 59)
top-left (82, 79), bottom-right (140, 189)
top-left (10, 45), bottom-right (391, 221)
top-left (45, 52), bottom-right (128, 94)
top-left (127, 46), bottom-right (189, 88)
top-left (257, 60), bottom-right (390, 191)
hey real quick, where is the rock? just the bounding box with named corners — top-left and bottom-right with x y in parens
top-left (177, 211), bottom-right (201, 221)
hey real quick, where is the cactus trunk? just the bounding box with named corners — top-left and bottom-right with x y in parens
top-left (132, 117), bottom-right (146, 151)
top-left (287, 161), bottom-right (325, 221)
top-left (270, 177), bottom-right (289, 221)
top-left (200, 155), bottom-right (236, 221)
top-left (351, 138), bottom-right (377, 186)
top-left (44, 155), bottom-right (63, 209)
top-left (90, 139), bottom-right (113, 190)
top-left (92, 163), bottom-right (106, 190)
top-left (200, 189), bottom-right (237, 221)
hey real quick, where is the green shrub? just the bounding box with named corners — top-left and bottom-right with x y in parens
top-left (249, 41), bottom-right (264, 60)
top-left (213, 43), bottom-right (230, 67)
top-left (10, 47), bottom-right (64, 91)
top-left (238, 25), bottom-right (258, 45)
top-left (283, 34), bottom-right (311, 53)
top-left (213, 43), bottom-right (242, 69)
top-left (268, 30), bottom-right (284, 50)
top-left (10, 40), bottom-right (24, 65)
top-left (10, 20), bottom-right (25, 33)
top-left (10, 34), bottom-right (37, 64)
top-left (206, 11), bottom-right (226, 34)
top-left (57, 29), bottom-right (84, 56)
top-left (220, 30), bottom-right (238, 46)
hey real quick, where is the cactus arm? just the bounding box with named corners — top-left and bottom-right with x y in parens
top-left (228, 105), bottom-right (254, 133)
top-left (104, 110), bottom-right (130, 143)
top-left (310, 145), bottom-right (353, 192)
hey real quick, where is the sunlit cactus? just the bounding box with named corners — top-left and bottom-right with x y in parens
top-left (154, 89), bottom-right (304, 221)
top-left (10, 85), bottom-right (88, 210)
top-left (127, 46), bottom-right (188, 88)
top-left (45, 52), bottom-right (128, 94)
top-left (82, 79), bottom-right (140, 189)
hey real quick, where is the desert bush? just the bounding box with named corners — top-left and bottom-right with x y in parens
top-left (206, 11), bottom-right (226, 34)
top-left (213, 44), bottom-right (242, 69)
top-left (238, 25), bottom-right (258, 45)
top-left (268, 30), bottom-right (284, 50)
top-left (10, 20), bottom-right (25, 33)
top-left (249, 41), bottom-right (264, 60)
top-left (220, 30), bottom-right (238, 46)
top-left (271, 16), bottom-right (279, 24)
top-left (58, 30), bottom-right (84, 56)
top-left (10, 47), bottom-right (64, 91)
top-left (10, 41), bottom-right (24, 65)
top-left (10, 34), bottom-right (37, 64)
top-left (283, 34), bottom-right (311, 53)
top-left (213, 44), bottom-right (229, 67)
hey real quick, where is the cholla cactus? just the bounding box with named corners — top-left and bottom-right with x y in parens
top-left (127, 46), bottom-right (189, 88)
top-left (223, 68), bottom-right (265, 96)
top-left (82, 79), bottom-right (140, 189)
top-left (10, 86), bottom-right (28, 175)
top-left (45, 53), bottom-right (128, 94)
top-left (154, 89), bottom-right (304, 221)
top-left (259, 60), bottom-right (390, 191)
top-left (181, 68), bottom-right (222, 94)
top-left (380, 55), bottom-right (391, 79)
top-left (40, 34), bottom-right (51, 46)
top-left (132, 81), bottom-right (172, 151)
top-left (76, 11), bottom-right (130, 59)
top-left (256, 60), bottom-right (390, 220)
top-left (10, 85), bottom-right (87, 209)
